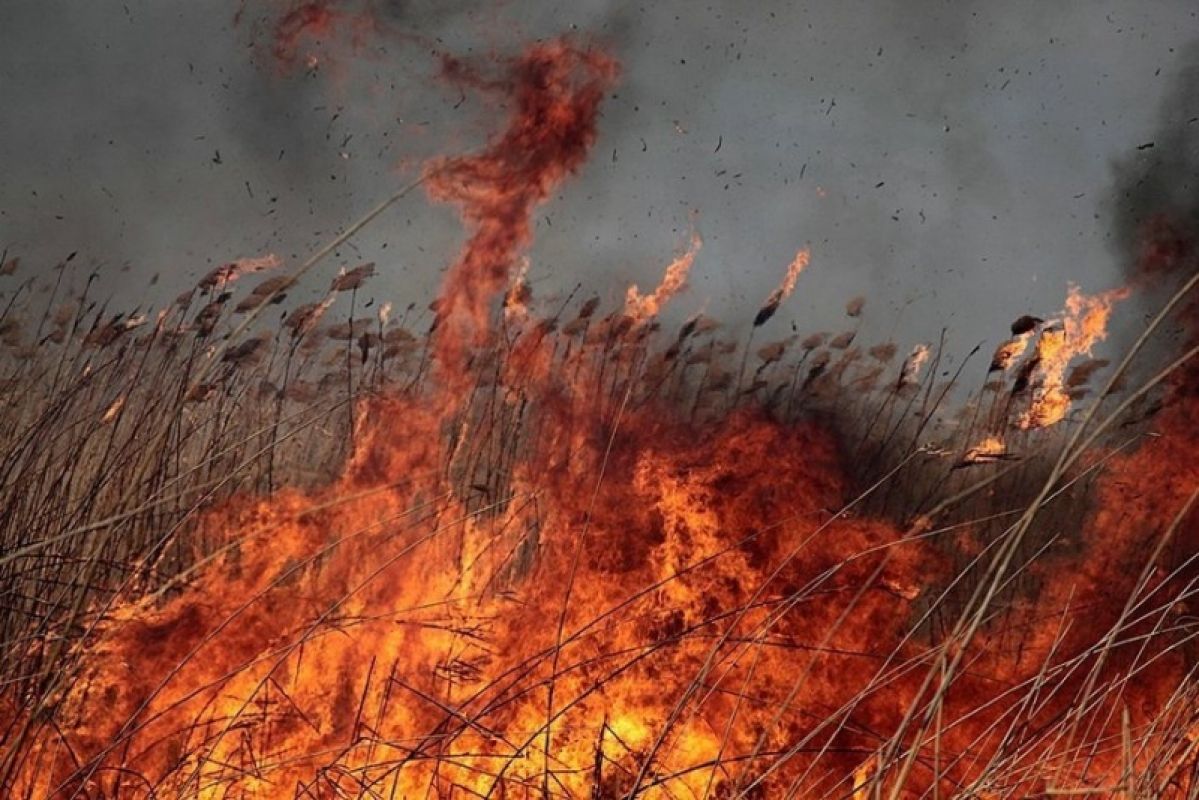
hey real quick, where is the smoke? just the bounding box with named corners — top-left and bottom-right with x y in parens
top-left (1109, 40), bottom-right (1199, 281)
top-left (5, 12), bottom-right (1199, 794)
top-left (3, 0), bottom-right (1198, 358)
top-left (1103, 38), bottom-right (1199, 403)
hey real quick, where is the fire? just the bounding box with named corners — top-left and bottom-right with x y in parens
top-left (423, 40), bottom-right (618, 392)
top-left (267, 1), bottom-right (380, 73)
top-left (988, 332), bottom-right (1032, 373)
top-left (272, 2), bottom-right (337, 66)
top-left (1018, 283), bottom-right (1131, 428)
top-left (624, 234), bottom-right (701, 323)
top-left (15, 404), bottom-right (939, 797)
top-left (960, 435), bottom-right (1009, 466)
top-left (3, 26), bottom-right (1198, 800)
top-left (753, 247), bottom-right (811, 327)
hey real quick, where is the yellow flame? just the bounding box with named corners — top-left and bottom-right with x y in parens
top-left (1019, 284), bottom-right (1129, 429)
top-left (625, 234), bottom-right (701, 322)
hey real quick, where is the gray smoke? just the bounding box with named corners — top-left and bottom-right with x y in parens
top-left (2, 0), bottom-right (1196, 364)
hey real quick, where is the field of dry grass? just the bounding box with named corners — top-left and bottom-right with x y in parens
top-left (1, 24), bottom-right (1197, 797)
top-left (0, 239), bottom-right (1196, 797)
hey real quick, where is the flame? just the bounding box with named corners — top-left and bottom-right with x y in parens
top-left (852, 754), bottom-right (876, 799)
top-left (768, 247), bottom-right (811, 308)
top-left (424, 41), bottom-right (618, 392)
top-left (268, 1), bottom-right (380, 73)
top-left (273, 2), bottom-right (337, 66)
top-left (624, 233), bottom-right (701, 323)
top-left (753, 247), bottom-right (811, 327)
top-left (504, 257), bottom-right (533, 324)
top-left (100, 396), bottom-right (124, 425)
top-left (15, 404), bottom-right (938, 797)
top-left (5, 33), bottom-right (1198, 800)
top-left (1018, 283), bottom-right (1131, 428)
top-left (961, 434), bottom-right (1008, 465)
top-left (989, 332), bottom-right (1032, 373)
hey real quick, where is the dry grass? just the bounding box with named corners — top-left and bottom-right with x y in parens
top-left (0, 244), bottom-right (1195, 798)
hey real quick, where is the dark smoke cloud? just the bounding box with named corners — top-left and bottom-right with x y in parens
top-left (1109, 40), bottom-right (1199, 279)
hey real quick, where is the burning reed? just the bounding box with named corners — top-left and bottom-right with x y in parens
top-left (0, 31), bottom-right (1197, 800)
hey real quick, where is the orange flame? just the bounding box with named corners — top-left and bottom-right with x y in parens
top-left (765, 247), bottom-right (811, 309)
top-left (753, 247), bottom-right (811, 326)
top-left (424, 41), bottom-right (618, 394)
top-left (6, 34), bottom-right (1198, 800)
top-left (1019, 283), bottom-right (1130, 428)
top-left (624, 233), bottom-right (701, 323)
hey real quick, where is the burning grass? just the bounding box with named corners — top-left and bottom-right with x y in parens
top-left (1, 33), bottom-right (1198, 800)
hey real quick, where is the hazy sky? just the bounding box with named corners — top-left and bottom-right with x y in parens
top-left (2, 1), bottom-right (1196, 363)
